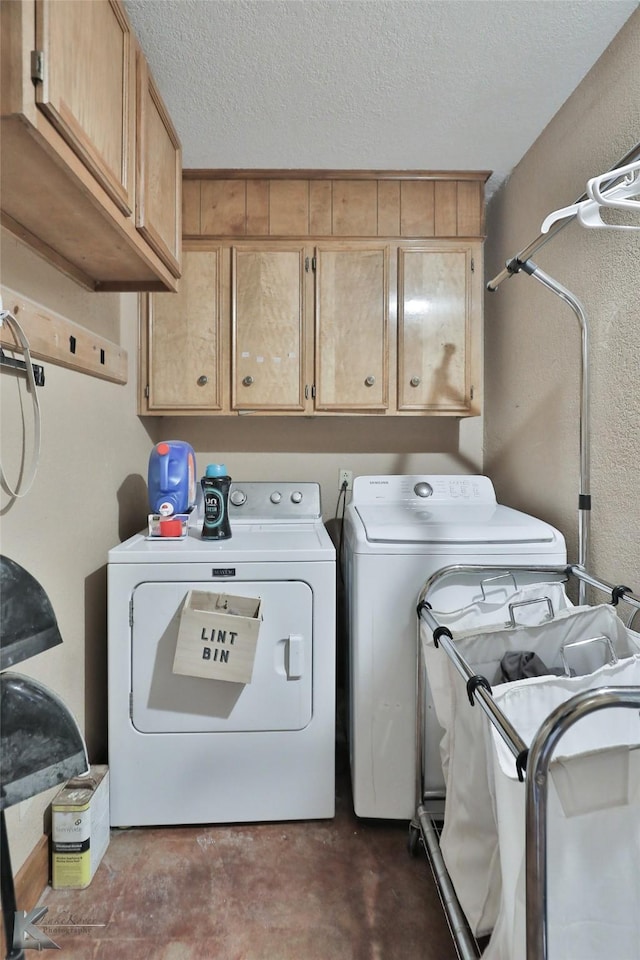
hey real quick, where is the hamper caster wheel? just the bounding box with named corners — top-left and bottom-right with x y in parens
top-left (408, 823), bottom-right (421, 857)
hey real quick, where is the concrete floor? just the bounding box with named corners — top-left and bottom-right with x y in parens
top-left (36, 737), bottom-right (458, 959)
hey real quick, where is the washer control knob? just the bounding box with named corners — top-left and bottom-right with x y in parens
top-left (291, 491), bottom-right (303, 504)
top-left (230, 489), bottom-right (247, 506)
top-left (414, 481), bottom-right (433, 498)
top-left (270, 491), bottom-right (282, 504)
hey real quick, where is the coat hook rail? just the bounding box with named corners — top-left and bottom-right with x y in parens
top-left (0, 286), bottom-right (128, 385)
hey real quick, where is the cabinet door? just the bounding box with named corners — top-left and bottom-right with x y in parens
top-left (314, 245), bottom-right (388, 411)
top-left (231, 246), bottom-right (307, 411)
top-left (147, 248), bottom-right (224, 411)
top-left (35, 0), bottom-right (135, 216)
top-left (135, 51), bottom-right (182, 277)
top-left (397, 244), bottom-right (481, 414)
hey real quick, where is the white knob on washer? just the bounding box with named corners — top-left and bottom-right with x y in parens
top-left (270, 491), bottom-right (282, 504)
top-left (414, 482), bottom-right (433, 498)
top-left (291, 491), bottom-right (303, 504)
top-left (230, 489), bottom-right (247, 506)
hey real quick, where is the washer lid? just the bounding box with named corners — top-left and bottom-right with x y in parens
top-left (354, 502), bottom-right (558, 544)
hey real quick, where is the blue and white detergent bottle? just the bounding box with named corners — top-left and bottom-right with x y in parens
top-left (147, 441), bottom-right (197, 516)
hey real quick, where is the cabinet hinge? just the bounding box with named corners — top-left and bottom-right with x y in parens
top-left (144, 385), bottom-right (150, 399)
top-left (470, 385), bottom-right (475, 400)
top-left (31, 50), bottom-right (44, 84)
top-left (312, 256), bottom-right (317, 271)
top-left (470, 257), bottom-right (475, 273)
top-left (311, 383), bottom-right (316, 398)
top-left (129, 692), bottom-right (134, 718)
top-left (129, 599), bottom-right (134, 627)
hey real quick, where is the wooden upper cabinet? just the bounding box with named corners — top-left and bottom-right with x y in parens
top-left (135, 51), bottom-right (182, 276)
top-left (231, 246), bottom-right (307, 412)
top-left (183, 172), bottom-right (488, 239)
top-left (397, 243), bottom-right (482, 415)
top-left (34, 0), bottom-right (135, 216)
top-left (146, 247), bottom-right (224, 411)
top-left (141, 173), bottom-right (487, 418)
top-left (0, 0), bottom-right (181, 291)
top-left (314, 245), bottom-right (388, 411)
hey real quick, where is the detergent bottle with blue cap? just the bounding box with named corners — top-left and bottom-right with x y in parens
top-left (201, 464), bottom-right (232, 540)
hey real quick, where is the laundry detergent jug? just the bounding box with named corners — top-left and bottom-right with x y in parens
top-left (147, 441), bottom-right (197, 516)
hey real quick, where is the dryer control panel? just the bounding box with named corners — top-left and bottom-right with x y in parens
top-left (228, 481), bottom-right (322, 521)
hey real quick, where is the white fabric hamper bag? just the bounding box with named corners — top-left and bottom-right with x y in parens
top-left (423, 602), bottom-right (639, 938)
top-left (483, 654), bottom-right (640, 960)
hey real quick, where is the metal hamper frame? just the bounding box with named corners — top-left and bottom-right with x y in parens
top-left (410, 562), bottom-right (640, 960)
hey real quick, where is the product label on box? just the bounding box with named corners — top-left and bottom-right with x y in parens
top-left (53, 807), bottom-right (90, 847)
top-left (52, 852), bottom-right (91, 888)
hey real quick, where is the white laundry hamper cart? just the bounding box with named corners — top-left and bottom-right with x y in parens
top-left (421, 580), bottom-right (575, 935)
top-left (412, 563), bottom-right (640, 960)
top-left (485, 655), bottom-right (640, 960)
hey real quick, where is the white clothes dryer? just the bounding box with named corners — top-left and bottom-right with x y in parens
top-left (108, 482), bottom-right (335, 826)
top-left (342, 475), bottom-right (566, 820)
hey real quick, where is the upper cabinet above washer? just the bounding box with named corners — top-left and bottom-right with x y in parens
top-left (182, 173), bottom-right (488, 240)
top-left (0, 0), bottom-right (182, 291)
top-left (142, 172), bottom-right (489, 418)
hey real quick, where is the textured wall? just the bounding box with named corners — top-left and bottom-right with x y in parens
top-left (0, 232), bottom-right (151, 871)
top-left (484, 11), bottom-right (640, 587)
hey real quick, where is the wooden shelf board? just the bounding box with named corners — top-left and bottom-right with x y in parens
top-left (0, 285), bottom-right (128, 384)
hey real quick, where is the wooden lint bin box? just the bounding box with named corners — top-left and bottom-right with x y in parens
top-left (173, 590), bottom-right (262, 684)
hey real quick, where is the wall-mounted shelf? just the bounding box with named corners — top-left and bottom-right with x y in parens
top-left (0, 286), bottom-right (127, 384)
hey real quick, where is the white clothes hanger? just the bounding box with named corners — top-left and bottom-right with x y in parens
top-left (541, 157), bottom-right (640, 233)
top-left (586, 158), bottom-right (640, 211)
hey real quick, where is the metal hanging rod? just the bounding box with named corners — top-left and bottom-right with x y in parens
top-left (487, 139), bottom-right (640, 292)
top-left (482, 142), bottom-right (640, 591)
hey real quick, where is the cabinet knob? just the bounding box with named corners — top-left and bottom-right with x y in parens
top-left (197, 375), bottom-right (209, 386)
top-left (410, 376), bottom-right (421, 388)
top-left (242, 375), bottom-right (254, 387)
top-left (364, 375), bottom-right (376, 387)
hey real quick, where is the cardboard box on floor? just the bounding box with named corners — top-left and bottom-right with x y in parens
top-left (51, 765), bottom-right (110, 890)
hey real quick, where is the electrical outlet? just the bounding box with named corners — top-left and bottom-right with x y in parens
top-left (339, 469), bottom-right (353, 491)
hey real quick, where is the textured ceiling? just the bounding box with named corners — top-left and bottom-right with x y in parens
top-left (124, 0), bottom-right (638, 197)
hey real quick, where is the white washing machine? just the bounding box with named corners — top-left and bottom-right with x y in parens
top-left (108, 482), bottom-right (335, 826)
top-left (343, 475), bottom-right (567, 820)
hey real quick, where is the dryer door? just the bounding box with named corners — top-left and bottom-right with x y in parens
top-left (131, 580), bottom-right (312, 732)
